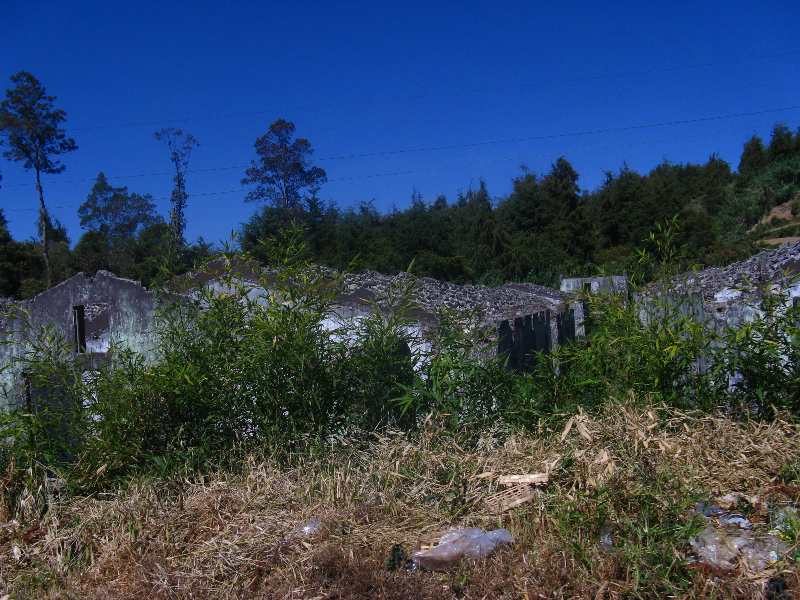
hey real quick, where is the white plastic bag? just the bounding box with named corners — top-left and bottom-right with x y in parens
top-left (285, 516), bottom-right (322, 539)
top-left (412, 528), bottom-right (514, 571)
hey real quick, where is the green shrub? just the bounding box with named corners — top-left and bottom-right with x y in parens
top-left (771, 216), bottom-right (790, 228)
top-left (1, 220), bottom-right (798, 498)
top-left (716, 155), bottom-right (800, 243)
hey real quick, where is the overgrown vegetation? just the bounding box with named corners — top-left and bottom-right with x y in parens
top-left (1, 219), bottom-right (799, 596)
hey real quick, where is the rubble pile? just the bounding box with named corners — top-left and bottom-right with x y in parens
top-left (672, 241), bottom-right (800, 304)
top-left (341, 270), bottom-right (572, 324)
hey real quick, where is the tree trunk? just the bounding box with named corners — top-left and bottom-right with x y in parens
top-left (36, 169), bottom-right (52, 289)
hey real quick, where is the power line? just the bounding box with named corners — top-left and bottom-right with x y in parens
top-left (64, 50), bottom-right (800, 132)
top-left (66, 78), bottom-right (800, 156)
top-left (5, 104), bottom-right (798, 189)
top-left (179, 119), bottom-right (800, 189)
top-left (10, 117), bottom-right (794, 211)
top-left (314, 106), bottom-right (800, 162)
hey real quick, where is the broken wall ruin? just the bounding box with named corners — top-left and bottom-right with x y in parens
top-left (0, 259), bottom-right (584, 409)
top-left (0, 271), bottom-right (158, 406)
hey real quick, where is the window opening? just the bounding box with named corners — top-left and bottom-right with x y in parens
top-left (72, 305), bottom-right (86, 353)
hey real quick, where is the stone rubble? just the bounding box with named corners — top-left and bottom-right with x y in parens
top-left (671, 240), bottom-right (800, 304)
top-left (339, 269), bottom-right (573, 325)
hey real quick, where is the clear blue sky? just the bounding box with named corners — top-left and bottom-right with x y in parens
top-left (1, 1), bottom-right (799, 247)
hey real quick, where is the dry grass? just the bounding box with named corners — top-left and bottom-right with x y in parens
top-left (2, 399), bottom-right (800, 599)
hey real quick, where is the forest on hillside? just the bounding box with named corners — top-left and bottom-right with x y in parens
top-left (236, 122), bottom-right (800, 288)
top-left (2, 104), bottom-right (800, 298)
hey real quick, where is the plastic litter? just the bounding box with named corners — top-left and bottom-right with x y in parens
top-left (769, 506), bottom-right (798, 539)
top-left (285, 517), bottom-right (322, 539)
top-left (696, 503), bottom-right (726, 518)
top-left (598, 521), bottom-right (614, 549)
top-left (689, 526), bottom-right (788, 572)
top-left (717, 513), bottom-right (752, 529)
top-left (412, 528), bottom-right (514, 571)
top-left (696, 503), bottom-right (751, 528)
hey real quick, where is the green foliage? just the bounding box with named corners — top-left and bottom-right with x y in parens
top-left (396, 304), bottom-right (516, 430)
top-left (1, 71), bottom-right (77, 288)
top-left (770, 216), bottom-right (790, 228)
top-left (78, 172), bottom-right (159, 246)
top-left (737, 134), bottom-right (767, 183)
top-left (241, 119), bottom-right (327, 214)
top-left (0, 225), bottom-right (44, 298)
top-left (716, 154), bottom-right (800, 243)
top-left (0, 312), bottom-right (90, 516)
top-left (0, 72), bottom-right (77, 175)
top-left (154, 127), bottom-right (199, 251)
top-left (508, 219), bottom-right (800, 422)
top-left (546, 467), bottom-right (703, 598)
top-left (3, 226), bottom-right (495, 488)
top-left (1, 212), bottom-right (799, 508)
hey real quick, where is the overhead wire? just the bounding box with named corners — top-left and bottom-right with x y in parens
top-left (4, 104), bottom-right (799, 189)
top-left (8, 118), bottom-right (800, 211)
top-left (66, 78), bottom-right (800, 156)
top-left (4, 50), bottom-right (799, 219)
top-left (63, 50), bottom-right (800, 132)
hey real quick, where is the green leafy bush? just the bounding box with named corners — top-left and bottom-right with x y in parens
top-left (716, 155), bottom-right (800, 243)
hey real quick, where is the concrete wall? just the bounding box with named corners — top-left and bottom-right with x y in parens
top-left (560, 275), bottom-right (628, 296)
top-left (0, 271), bottom-right (158, 407)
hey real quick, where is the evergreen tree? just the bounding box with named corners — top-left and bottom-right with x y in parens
top-left (738, 135), bottom-right (767, 180)
top-left (767, 123), bottom-right (795, 163)
top-left (79, 172), bottom-right (159, 248)
top-left (242, 119), bottom-right (327, 216)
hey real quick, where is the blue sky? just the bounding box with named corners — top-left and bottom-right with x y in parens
top-left (1, 1), bottom-right (799, 247)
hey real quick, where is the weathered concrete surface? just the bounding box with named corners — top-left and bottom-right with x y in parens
top-left (560, 275), bottom-right (628, 296)
top-left (0, 271), bottom-right (157, 406)
top-left (671, 240), bottom-right (800, 305)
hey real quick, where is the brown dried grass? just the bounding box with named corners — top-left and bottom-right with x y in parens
top-left (2, 399), bottom-right (800, 599)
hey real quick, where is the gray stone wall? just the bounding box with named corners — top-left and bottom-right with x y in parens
top-left (0, 271), bottom-right (158, 407)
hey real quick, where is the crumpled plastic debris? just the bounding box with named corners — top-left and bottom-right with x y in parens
top-left (769, 507), bottom-right (798, 539)
top-left (717, 513), bottom-right (752, 529)
top-left (412, 528), bottom-right (514, 571)
top-left (285, 516), bottom-right (322, 539)
top-left (598, 521), bottom-right (614, 549)
top-left (696, 503), bottom-right (751, 528)
top-left (689, 526), bottom-right (788, 572)
top-left (696, 503), bottom-right (726, 519)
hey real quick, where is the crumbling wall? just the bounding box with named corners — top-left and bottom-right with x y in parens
top-left (560, 275), bottom-right (628, 296)
top-left (640, 241), bottom-right (800, 331)
top-left (0, 271), bottom-right (158, 407)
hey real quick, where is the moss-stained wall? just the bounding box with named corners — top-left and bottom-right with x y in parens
top-left (0, 271), bottom-right (158, 407)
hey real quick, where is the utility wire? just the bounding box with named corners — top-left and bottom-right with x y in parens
top-left (174, 119), bottom-right (800, 190)
top-left (5, 104), bottom-right (799, 188)
top-left (9, 118), bottom-right (798, 210)
top-left (314, 105), bottom-right (800, 162)
top-left (64, 50), bottom-right (800, 132)
top-left (66, 78), bottom-right (800, 156)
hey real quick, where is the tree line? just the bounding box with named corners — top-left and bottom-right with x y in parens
top-left (240, 123), bottom-right (800, 287)
top-left (2, 71), bottom-right (800, 299)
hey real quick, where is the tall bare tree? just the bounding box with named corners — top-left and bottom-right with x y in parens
top-left (155, 127), bottom-right (199, 248)
top-left (0, 72), bottom-right (77, 288)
